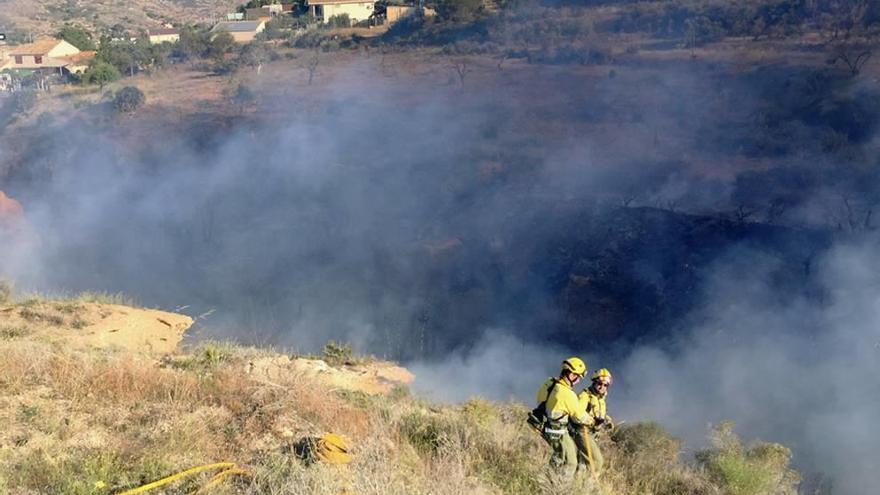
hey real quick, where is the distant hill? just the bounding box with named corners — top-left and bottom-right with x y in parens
top-left (0, 0), bottom-right (239, 38)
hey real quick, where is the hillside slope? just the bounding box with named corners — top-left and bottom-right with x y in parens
top-left (0, 293), bottom-right (799, 494)
top-left (0, 0), bottom-right (237, 38)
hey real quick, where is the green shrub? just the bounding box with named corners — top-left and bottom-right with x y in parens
top-left (57, 24), bottom-right (96, 51)
top-left (696, 422), bottom-right (799, 495)
top-left (399, 411), bottom-right (453, 454)
top-left (322, 340), bottom-right (353, 365)
top-left (461, 397), bottom-right (498, 428)
top-left (7, 449), bottom-right (179, 495)
top-left (167, 342), bottom-right (234, 372)
top-left (113, 86), bottom-right (145, 114)
top-left (435, 0), bottom-right (485, 22)
top-left (291, 30), bottom-right (330, 49)
top-left (326, 13), bottom-right (351, 28)
top-left (199, 343), bottom-right (230, 368)
top-left (82, 62), bottom-right (121, 88)
top-left (230, 83), bottom-right (256, 112)
top-left (613, 422), bottom-right (681, 460)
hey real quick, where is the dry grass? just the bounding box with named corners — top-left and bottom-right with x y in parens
top-left (0, 317), bottom-right (798, 495)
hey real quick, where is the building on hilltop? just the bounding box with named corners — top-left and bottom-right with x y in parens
top-left (306, 0), bottom-right (375, 25)
top-left (0, 39), bottom-right (94, 75)
top-left (210, 21), bottom-right (266, 43)
top-left (147, 28), bottom-right (180, 44)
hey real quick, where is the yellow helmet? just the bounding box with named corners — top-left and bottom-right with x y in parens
top-left (592, 368), bottom-right (613, 384)
top-left (562, 357), bottom-right (587, 377)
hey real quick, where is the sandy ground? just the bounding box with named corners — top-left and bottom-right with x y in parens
top-left (0, 300), bottom-right (193, 354)
top-left (246, 355), bottom-right (415, 395)
top-left (0, 298), bottom-right (415, 395)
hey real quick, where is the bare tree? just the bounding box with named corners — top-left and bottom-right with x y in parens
top-left (823, 0), bottom-right (871, 41)
top-left (379, 43), bottom-right (389, 69)
top-left (306, 52), bottom-right (319, 85)
top-left (450, 58), bottom-right (471, 87)
top-left (378, 44), bottom-right (397, 77)
top-left (685, 19), bottom-right (698, 58)
top-left (828, 43), bottom-right (872, 76)
top-left (824, 191), bottom-right (878, 232)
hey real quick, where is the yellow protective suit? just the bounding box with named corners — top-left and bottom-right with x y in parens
top-left (537, 377), bottom-right (592, 478)
top-left (577, 387), bottom-right (611, 475)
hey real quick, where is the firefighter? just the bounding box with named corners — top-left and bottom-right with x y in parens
top-left (576, 368), bottom-right (615, 476)
top-left (534, 357), bottom-right (593, 479)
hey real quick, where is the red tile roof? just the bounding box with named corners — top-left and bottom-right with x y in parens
top-left (8, 39), bottom-right (65, 56)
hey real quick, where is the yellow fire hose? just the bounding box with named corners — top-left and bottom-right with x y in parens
top-left (195, 467), bottom-right (251, 494)
top-left (115, 462), bottom-right (251, 495)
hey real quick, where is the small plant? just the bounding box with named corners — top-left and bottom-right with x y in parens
top-left (46, 315), bottom-right (66, 327)
top-left (0, 325), bottom-right (29, 339)
top-left (9, 449), bottom-right (125, 494)
top-left (200, 344), bottom-right (229, 368)
top-left (19, 297), bottom-right (43, 308)
top-left (321, 340), bottom-right (353, 365)
top-left (19, 307), bottom-right (44, 322)
top-left (17, 404), bottom-right (39, 423)
top-left (0, 280), bottom-right (13, 304)
top-left (388, 384), bottom-right (411, 401)
top-left (54, 301), bottom-right (84, 314)
top-left (335, 389), bottom-right (377, 409)
top-left (399, 411), bottom-right (449, 454)
top-left (74, 292), bottom-right (135, 306)
top-left (461, 397), bottom-right (498, 428)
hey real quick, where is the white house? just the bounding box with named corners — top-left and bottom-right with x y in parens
top-left (210, 21), bottom-right (266, 43)
top-left (306, 0), bottom-right (375, 25)
top-left (147, 28), bottom-right (180, 44)
top-left (0, 39), bottom-right (94, 74)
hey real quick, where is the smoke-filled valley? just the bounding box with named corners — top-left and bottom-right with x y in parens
top-left (2, 14), bottom-right (880, 493)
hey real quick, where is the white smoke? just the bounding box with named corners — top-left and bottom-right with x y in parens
top-left (413, 239), bottom-right (880, 493)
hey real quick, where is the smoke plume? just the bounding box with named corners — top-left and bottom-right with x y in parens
top-left (1, 54), bottom-right (878, 493)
